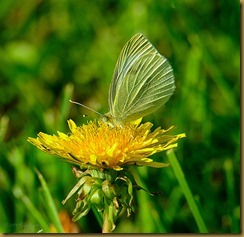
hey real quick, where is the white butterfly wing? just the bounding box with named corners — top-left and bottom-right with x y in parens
top-left (109, 33), bottom-right (175, 123)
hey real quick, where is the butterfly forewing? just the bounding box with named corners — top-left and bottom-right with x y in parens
top-left (109, 33), bottom-right (175, 123)
top-left (109, 34), bottom-right (155, 109)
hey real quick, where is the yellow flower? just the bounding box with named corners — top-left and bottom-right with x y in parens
top-left (28, 119), bottom-right (185, 171)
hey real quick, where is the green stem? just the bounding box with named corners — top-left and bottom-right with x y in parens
top-left (102, 210), bottom-right (111, 233)
top-left (102, 202), bottom-right (115, 233)
top-left (166, 149), bottom-right (208, 233)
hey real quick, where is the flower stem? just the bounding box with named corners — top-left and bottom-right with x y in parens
top-left (102, 211), bottom-right (111, 233)
top-left (102, 201), bottom-right (115, 233)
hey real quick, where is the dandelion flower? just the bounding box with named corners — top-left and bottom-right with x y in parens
top-left (28, 119), bottom-right (185, 171)
top-left (28, 119), bottom-right (185, 232)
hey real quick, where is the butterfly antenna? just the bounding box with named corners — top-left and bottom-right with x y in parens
top-left (69, 99), bottom-right (103, 116)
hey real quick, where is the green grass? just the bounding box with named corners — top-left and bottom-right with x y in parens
top-left (167, 150), bottom-right (208, 233)
top-left (0, 0), bottom-right (240, 233)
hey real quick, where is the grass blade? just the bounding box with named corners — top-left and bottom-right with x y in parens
top-left (166, 149), bottom-right (208, 233)
top-left (91, 205), bottom-right (103, 228)
top-left (35, 169), bottom-right (64, 233)
top-left (58, 83), bottom-right (74, 130)
top-left (13, 186), bottom-right (50, 233)
top-left (224, 159), bottom-right (240, 233)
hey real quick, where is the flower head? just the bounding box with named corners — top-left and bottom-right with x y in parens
top-left (28, 119), bottom-right (185, 232)
top-left (28, 119), bottom-right (185, 171)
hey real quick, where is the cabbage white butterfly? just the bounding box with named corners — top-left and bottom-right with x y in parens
top-left (71, 33), bottom-right (175, 126)
top-left (104, 33), bottom-right (175, 126)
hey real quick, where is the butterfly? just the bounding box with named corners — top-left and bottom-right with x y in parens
top-left (71, 33), bottom-right (175, 127)
top-left (104, 33), bottom-right (175, 126)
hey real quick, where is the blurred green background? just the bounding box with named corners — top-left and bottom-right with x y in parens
top-left (0, 0), bottom-right (240, 233)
